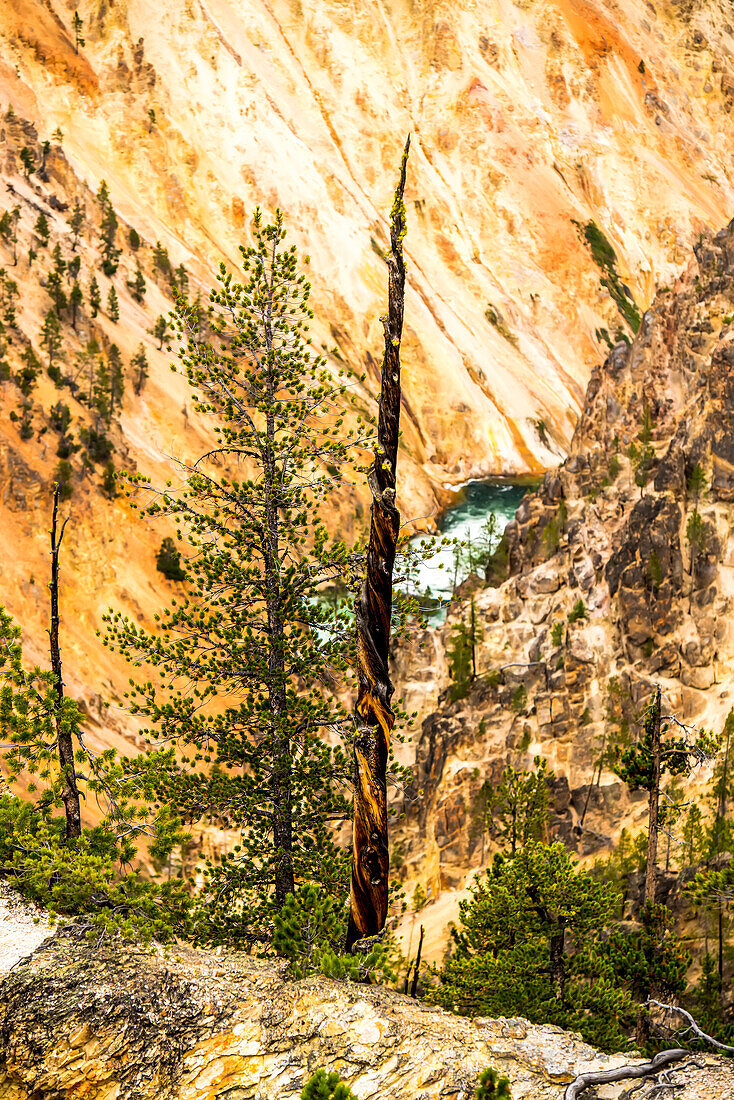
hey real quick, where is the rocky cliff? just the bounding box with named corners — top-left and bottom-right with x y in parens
top-left (393, 216), bottom-right (734, 958)
top-left (1, 0), bottom-right (734, 769)
top-left (0, 884), bottom-right (731, 1100)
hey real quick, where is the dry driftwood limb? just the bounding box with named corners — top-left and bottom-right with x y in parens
top-left (647, 999), bottom-right (734, 1053)
top-left (563, 1049), bottom-right (688, 1100)
top-left (346, 135), bottom-right (410, 949)
top-left (50, 484), bottom-right (81, 839)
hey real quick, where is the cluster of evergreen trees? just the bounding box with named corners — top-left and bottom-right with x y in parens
top-left (0, 112), bottom-right (191, 502)
top-left (0, 205), bottom-right (403, 980)
top-left (2, 111), bottom-right (734, 1078)
top-left (428, 693), bottom-right (734, 1053)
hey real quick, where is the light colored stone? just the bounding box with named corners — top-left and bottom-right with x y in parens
top-left (2, 932), bottom-right (733, 1100)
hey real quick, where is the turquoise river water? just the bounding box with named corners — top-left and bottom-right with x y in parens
top-left (410, 478), bottom-right (534, 619)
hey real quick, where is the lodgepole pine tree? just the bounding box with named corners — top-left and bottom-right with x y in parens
top-left (68, 198), bottom-right (84, 250)
top-left (103, 208), bottom-right (366, 945)
top-left (346, 135), bottom-right (410, 949)
top-left (106, 283), bottom-right (119, 322)
top-left (612, 686), bottom-right (717, 906)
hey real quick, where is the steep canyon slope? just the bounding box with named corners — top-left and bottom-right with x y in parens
top-left (0, 2), bottom-right (732, 810)
top-left (394, 215), bottom-right (734, 961)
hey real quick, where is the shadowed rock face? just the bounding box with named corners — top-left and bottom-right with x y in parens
top-left (0, 924), bottom-right (732, 1100)
top-left (393, 219), bottom-right (734, 953)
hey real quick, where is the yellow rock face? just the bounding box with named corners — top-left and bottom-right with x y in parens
top-left (1, 0), bottom-right (733, 482)
top-left (0, 1), bottom-right (732, 790)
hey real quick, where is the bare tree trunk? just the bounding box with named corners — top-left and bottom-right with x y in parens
top-left (50, 485), bottom-right (81, 839)
top-left (263, 248), bottom-right (294, 908)
top-left (550, 929), bottom-right (566, 1002)
top-left (410, 924), bottom-right (424, 998)
top-left (346, 136), bottom-right (410, 949)
top-left (644, 686), bottom-right (662, 906)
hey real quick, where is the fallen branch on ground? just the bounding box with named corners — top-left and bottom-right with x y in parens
top-left (563, 1049), bottom-right (688, 1100)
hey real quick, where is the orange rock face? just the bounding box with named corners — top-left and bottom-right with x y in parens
top-left (0, 0), bottom-right (732, 771)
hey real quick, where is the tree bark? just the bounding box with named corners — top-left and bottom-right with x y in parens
top-left (50, 484), bottom-right (81, 839)
top-left (410, 924), bottom-right (424, 998)
top-left (549, 928), bottom-right (566, 1002)
top-left (263, 241), bottom-right (294, 908)
top-left (347, 136), bottom-right (410, 949)
top-left (644, 686), bottom-right (662, 906)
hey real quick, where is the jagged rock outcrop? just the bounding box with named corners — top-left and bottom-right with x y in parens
top-left (0, 909), bottom-right (732, 1100)
top-left (394, 218), bottom-right (734, 951)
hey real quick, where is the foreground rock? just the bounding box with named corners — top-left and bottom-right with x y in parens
top-left (0, 926), bottom-right (733, 1100)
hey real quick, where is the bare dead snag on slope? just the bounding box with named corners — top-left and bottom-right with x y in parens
top-left (647, 1000), bottom-right (734, 1053)
top-left (50, 483), bottom-right (81, 839)
top-left (644, 684), bottom-right (662, 907)
top-left (346, 135), bottom-right (410, 950)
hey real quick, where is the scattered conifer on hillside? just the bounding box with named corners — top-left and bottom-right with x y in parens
top-left (71, 10), bottom-right (85, 52)
top-left (69, 280), bottom-right (83, 330)
top-left (106, 283), bottom-right (119, 322)
top-left (97, 180), bottom-right (120, 276)
top-left (89, 273), bottom-right (101, 317)
top-left (131, 344), bottom-right (148, 395)
top-left (127, 262), bottom-right (146, 303)
top-left (40, 310), bottom-right (62, 375)
top-left (19, 146), bottom-right (35, 179)
top-left (34, 212), bottom-right (50, 248)
top-left (155, 537), bottom-right (186, 582)
top-left (68, 198), bottom-right (84, 250)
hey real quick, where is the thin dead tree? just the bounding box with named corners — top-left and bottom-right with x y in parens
top-left (644, 685), bottom-right (663, 906)
top-left (346, 135), bottom-right (410, 949)
top-left (50, 483), bottom-right (82, 838)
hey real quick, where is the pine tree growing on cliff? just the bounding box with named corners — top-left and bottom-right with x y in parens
top-left (106, 283), bottom-right (119, 322)
top-left (88, 274), bottom-right (100, 317)
top-left (432, 841), bottom-right (637, 1052)
top-left (686, 463), bottom-right (708, 612)
top-left (628, 404), bottom-right (655, 496)
top-left (103, 208), bottom-right (368, 946)
top-left (131, 344), bottom-right (148, 395)
top-left (34, 212), bottom-right (50, 248)
top-left (0, 491), bottom-right (190, 940)
top-left (487, 756), bottom-right (553, 856)
top-left (71, 10), bottom-right (85, 53)
top-left (97, 181), bottom-right (120, 277)
top-left (68, 198), bottom-right (84, 250)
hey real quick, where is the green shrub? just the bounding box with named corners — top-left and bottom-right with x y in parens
top-left (474, 1067), bottom-right (512, 1099)
top-left (431, 842), bottom-right (637, 1052)
top-left (550, 622), bottom-right (564, 647)
top-left (273, 884), bottom-right (395, 983)
top-left (301, 1070), bottom-right (357, 1100)
top-left (511, 684), bottom-right (528, 714)
top-left (568, 598), bottom-right (587, 624)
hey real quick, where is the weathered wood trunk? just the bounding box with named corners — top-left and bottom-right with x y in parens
top-left (346, 137), bottom-right (410, 948)
top-left (50, 485), bottom-right (81, 839)
top-left (643, 686), bottom-right (662, 906)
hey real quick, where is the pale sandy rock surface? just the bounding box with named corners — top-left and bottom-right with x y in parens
top-left (0, 882), bottom-right (52, 977)
top-left (1, 925), bottom-right (733, 1099)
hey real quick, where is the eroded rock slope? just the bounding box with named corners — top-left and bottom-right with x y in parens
top-left (395, 217), bottom-right (734, 950)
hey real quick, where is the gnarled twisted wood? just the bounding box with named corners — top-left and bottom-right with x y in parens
top-left (564, 1049), bottom-right (688, 1100)
top-left (50, 484), bottom-right (80, 839)
top-left (347, 136), bottom-right (410, 949)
